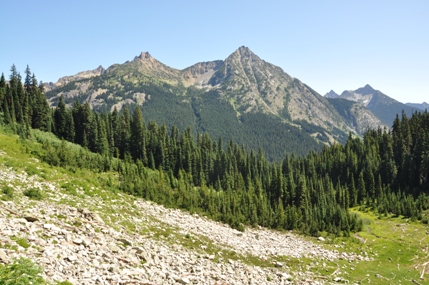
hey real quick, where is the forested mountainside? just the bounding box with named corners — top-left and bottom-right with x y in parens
top-left (43, 47), bottom-right (386, 160)
top-left (1, 66), bottom-right (429, 237)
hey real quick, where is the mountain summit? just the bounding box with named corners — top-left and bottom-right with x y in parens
top-left (355, 84), bottom-right (376, 95)
top-left (137, 51), bottom-right (153, 60)
top-left (324, 90), bottom-right (340, 98)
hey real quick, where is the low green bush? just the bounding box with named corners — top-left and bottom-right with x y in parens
top-left (23, 187), bottom-right (44, 200)
top-left (1, 185), bottom-right (14, 200)
top-left (14, 237), bottom-right (30, 249)
top-left (0, 257), bottom-right (47, 285)
top-left (57, 281), bottom-right (73, 285)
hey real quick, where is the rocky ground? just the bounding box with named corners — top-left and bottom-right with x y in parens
top-left (0, 165), bottom-right (370, 284)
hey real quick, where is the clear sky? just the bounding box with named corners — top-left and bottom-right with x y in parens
top-left (1, 0), bottom-right (428, 104)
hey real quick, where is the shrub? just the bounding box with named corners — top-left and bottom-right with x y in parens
top-left (23, 188), bottom-right (44, 200)
top-left (0, 257), bottom-right (47, 285)
top-left (57, 281), bottom-right (73, 285)
top-left (15, 237), bottom-right (30, 249)
top-left (1, 185), bottom-right (14, 200)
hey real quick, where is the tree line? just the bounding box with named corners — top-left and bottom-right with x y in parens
top-left (0, 65), bottom-right (51, 136)
top-left (1, 66), bottom-right (428, 236)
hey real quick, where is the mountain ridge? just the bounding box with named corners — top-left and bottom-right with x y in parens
top-left (326, 85), bottom-right (417, 125)
top-left (44, 46), bottom-right (387, 159)
top-left (406, 101), bottom-right (429, 111)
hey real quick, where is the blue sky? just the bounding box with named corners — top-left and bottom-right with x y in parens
top-left (1, 0), bottom-right (428, 103)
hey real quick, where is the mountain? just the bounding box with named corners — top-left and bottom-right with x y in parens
top-left (406, 101), bottom-right (429, 111)
top-left (324, 90), bottom-right (340, 98)
top-left (207, 47), bottom-right (352, 132)
top-left (44, 46), bottom-right (386, 159)
top-left (328, 84), bottom-right (417, 125)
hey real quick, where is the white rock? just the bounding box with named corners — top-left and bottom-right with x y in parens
top-left (73, 238), bottom-right (83, 245)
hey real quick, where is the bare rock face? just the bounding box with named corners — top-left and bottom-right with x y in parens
top-left (182, 61), bottom-right (223, 86)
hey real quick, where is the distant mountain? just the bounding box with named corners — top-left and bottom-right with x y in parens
top-left (406, 102), bottom-right (429, 111)
top-left (44, 46), bottom-right (386, 159)
top-left (327, 84), bottom-right (416, 125)
top-left (324, 90), bottom-right (340, 98)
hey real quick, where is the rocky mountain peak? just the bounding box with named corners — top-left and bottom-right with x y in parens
top-left (96, 65), bottom-right (105, 74)
top-left (237, 45), bottom-right (253, 55)
top-left (231, 46), bottom-right (261, 63)
top-left (133, 51), bottom-right (155, 63)
top-left (126, 51), bottom-right (180, 81)
top-left (138, 51), bottom-right (152, 60)
top-left (325, 90), bottom-right (340, 98)
top-left (356, 84), bottom-right (376, 95)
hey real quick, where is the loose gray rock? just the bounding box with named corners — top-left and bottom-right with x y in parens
top-left (0, 165), bottom-right (371, 285)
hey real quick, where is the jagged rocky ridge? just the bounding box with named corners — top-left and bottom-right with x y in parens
top-left (44, 46), bottom-right (386, 147)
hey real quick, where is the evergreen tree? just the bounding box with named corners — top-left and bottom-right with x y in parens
top-left (119, 107), bottom-right (131, 158)
top-left (130, 106), bottom-right (147, 163)
top-left (31, 81), bottom-right (51, 131)
top-left (54, 96), bottom-right (67, 139)
top-left (24, 65), bottom-right (32, 92)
